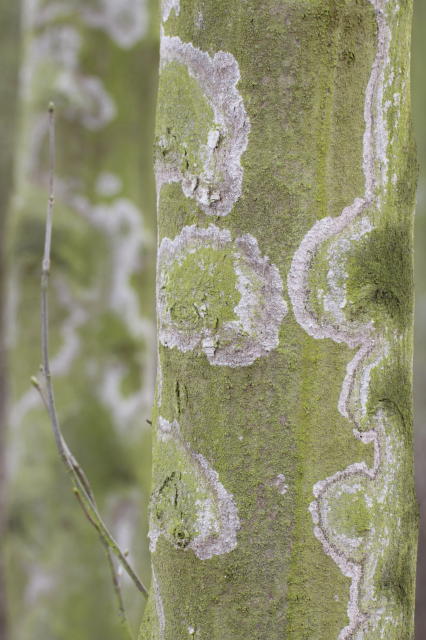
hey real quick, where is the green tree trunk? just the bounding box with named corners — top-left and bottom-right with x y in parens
top-left (412, 0), bottom-right (426, 635)
top-left (6, 1), bottom-right (158, 638)
top-left (141, 1), bottom-right (418, 638)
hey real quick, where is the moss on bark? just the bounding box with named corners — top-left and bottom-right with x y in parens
top-left (143, 1), bottom-right (417, 638)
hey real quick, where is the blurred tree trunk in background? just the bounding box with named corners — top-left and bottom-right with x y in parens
top-left (141, 1), bottom-right (417, 638)
top-left (0, 4), bottom-right (21, 638)
top-left (5, 1), bottom-right (158, 638)
top-left (412, 0), bottom-right (426, 637)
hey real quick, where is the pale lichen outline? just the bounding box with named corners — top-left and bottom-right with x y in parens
top-left (161, 0), bottom-right (180, 23)
top-left (149, 417), bottom-right (240, 561)
top-left (157, 32), bottom-right (250, 217)
top-left (287, 1), bottom-right (408, 637)
top-left (26, 0), bottom-right (148, 48)
top-left (157, 224), bottom-right (287, 367)
top-left (12, 2), bottom-right (154, 437)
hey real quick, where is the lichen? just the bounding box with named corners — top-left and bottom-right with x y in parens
top-left (161, 0), bottom-right (180, 23)
top-left (287, 1), bottom-right (417, 637)
top-left (149, 417), bottom-right (240, 560)
top-left (156, 32), bottom-right (250, 216)
top-left (82, 0), bottom-right (149, 49)
top-left (7, 1), bottom-right (158, 637)
top-left (157, 224), bottom-right (287, 366)
top-left (143, 0), bottom-right (416, 637)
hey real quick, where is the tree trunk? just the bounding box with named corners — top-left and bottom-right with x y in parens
top-left (142, 0), bottom-right (418, 638)
top-left (412, 0), bottom-right (426, 636)
top-left (6, 1), bottom-right (158, 637)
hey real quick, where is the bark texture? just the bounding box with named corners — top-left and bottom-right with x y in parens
top-left (412, 0), bottom-right (426, 634)
top-left (6, 1), bottom-right (158, 637)
top-left (142, 0), bottom-right (417, 638)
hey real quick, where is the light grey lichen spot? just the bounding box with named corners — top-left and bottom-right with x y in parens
top-left (57, 74), bottom-right (117, 130)
top-left (95, 172), bottom-right (123, 197)
top-left (63, 192), bottom-right (156, 430)
top-left (271, 474), bottom-right (288, 495)
top-left (83, 0), bottom-right (148, 49)
top-left (25, 0), bottom-right (148, 48)
top-left (25, 567), bottom-right (55, 606)
top-left (157, 34), bottom-right (250, 216)
top-left (22, 25), bottom-right (116, 132)
top-left (162, 0), bottom-right (180, 22)
top-left (310, 406), bottom-right (407, 639)
top-left (157, 225), bottom-right (287, 367)
top-left (195, 11), bottom-right (204, 29)
top-left (149, 418), bottom-right (240, 560)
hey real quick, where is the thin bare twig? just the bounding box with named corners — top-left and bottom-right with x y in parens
top-left (74, 489), bottom-right (135, 640)
top-left (34, 103), bottom-right (148, 611)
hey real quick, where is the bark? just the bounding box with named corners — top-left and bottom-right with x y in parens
top-left (412, 0), bottom-right (426, 635)
top-left (6, 1), bottom-right (158, 637)
top-left (142, 1), bottom-right (417, 638)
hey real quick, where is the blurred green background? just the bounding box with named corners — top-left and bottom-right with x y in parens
top-left (0, 0), bottom-right (425, 638)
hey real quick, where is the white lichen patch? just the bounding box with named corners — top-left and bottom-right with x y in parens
top-left (56, 73), bottom-right (117, 131)
top-left (162, 0), bottom-right (180, 22)
top-left (106, 490), bottom-right (141, 586)
top-left (14, 2), bottom-right (153, 441)
top-left (95, 172), bottom-right (123, 197)
top-left (149, 417), bottom-right (240, 560)
top-left (68, 192), bottom-right (156, 429)
top-left (20, 24), bottom-right (81, 100)
top-left (287, 1), bottom-right (411, 637)
top-left (99, 365), bottom-right (144, 431)
top-left (310, 407), bottom-right (407, 639)
top-left (9, 277), bottom-right (88, 475)
top-left (49, 277), bottom-right (90, 375)
top-left (79, 197), bottom-right (151, 340)
top-left (157, 225), bottom-right (287, 367)
top-left (24, 566), bottom-right (55, 605)
top-left (82, 0), bottom-right (148, 49)
top-left (271, 474), bottom-right (289, 495)
top-left (288, 201), bottom-right (374, 350)
top-left (26, 0), bottom-right (148, 48)
top-left (21, 23), bottom-right (116, 134)
top-left (157, 33), bottom-right (250, 217)
top-left (319, 217), bottom-right (373, 335)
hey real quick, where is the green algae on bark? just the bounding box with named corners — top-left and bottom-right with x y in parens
top-left (142, 0), bottom-right (417, 638)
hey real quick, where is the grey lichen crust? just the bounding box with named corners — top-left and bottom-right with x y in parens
top-left (157, 224), bottom-right (287, 367)
top-left (15, 2), bottom-right (155, 432)
top-left (288, 0), bottom-right (414, 637)
top-left (156, 33), bottom-right (250, 216)
top-left (310, 401), bottom-right (408, 639)
top-left (82, 0), bottom-right (148, 49)
top-left (161, 0), bottom-right (180, 23)
top-left (27, 0), bottom-right (148, 49)
top-left (149, 417), bottom-right (240, 560)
